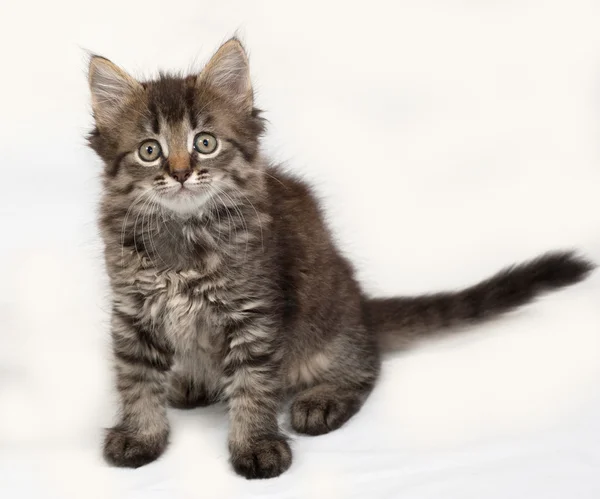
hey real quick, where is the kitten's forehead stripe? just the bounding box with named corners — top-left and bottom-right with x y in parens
top-left (147, 76), bottom-right (189, 125)
top-left (184, 80), bottom-right (198, 129)
top-left (149, 101), bottom-right (160, 134)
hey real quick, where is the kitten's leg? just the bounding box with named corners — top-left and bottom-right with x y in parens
top-left (223, 317), bottom-right (291, 479)
top-left (290, 335), bottom-right (379, 436)
top-left (103, 307), bottom-right (174, 468)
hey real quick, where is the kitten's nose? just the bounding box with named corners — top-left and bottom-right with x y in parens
top-left (171, 169), bottom-right (192, 185)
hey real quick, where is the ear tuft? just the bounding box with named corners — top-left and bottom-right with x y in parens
top-left (88, 56), bottom-right (141, 127)
top-left (199, 38), bottom-right (253, 112)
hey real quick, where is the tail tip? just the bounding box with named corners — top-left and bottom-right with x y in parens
top-left (536, 250), bottom-right (596, 287)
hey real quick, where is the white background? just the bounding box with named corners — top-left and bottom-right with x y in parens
top-left (1, 1), bottom-right (599, 497)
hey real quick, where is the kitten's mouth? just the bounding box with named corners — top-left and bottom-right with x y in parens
top-left (175, 186), bottom-right (194, 196)
top-left (155, 183), bottom-right (213, 215)
top-left (163, 185), bottom-right (199, 198)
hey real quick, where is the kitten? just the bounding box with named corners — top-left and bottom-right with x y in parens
top-left (87, 38), bottom-right (594, 479)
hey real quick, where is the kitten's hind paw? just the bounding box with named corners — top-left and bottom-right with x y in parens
top-left (291, 388), bottom-right (363, 436)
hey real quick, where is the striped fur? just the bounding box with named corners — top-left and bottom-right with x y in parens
top-left (87, 38), bottom-right (594, 479)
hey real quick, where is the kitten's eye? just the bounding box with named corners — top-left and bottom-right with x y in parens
top-left (193, 133), bottom-right (218, 155)
top-left (138, 140), bottom-right (162, 162)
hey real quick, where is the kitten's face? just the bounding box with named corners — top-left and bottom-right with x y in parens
top-left (88, 39), bottom-right (264, 216)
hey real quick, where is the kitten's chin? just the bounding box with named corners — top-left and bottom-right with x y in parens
top-left (157, 190), bottom-right (212, 216)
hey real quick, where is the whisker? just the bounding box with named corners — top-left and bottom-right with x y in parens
top-left (120, 190), bottom-right (151, 268)
top-left (243, 166), bottom-right (287, 188)
top-left (212, 185), bottom-right (250, 260)
top-left (146, 194), bottom-right (170, 270)
top-left (158, 201), bottom-right (179, 243)
top-left (228, 185), bottom-right (264, 254)
top-left (210, 186), bottom-right (239, 253)
top-left (132, 192), bottom-right (156, 267)
top-left (207, 190), bottom-right (224, 246)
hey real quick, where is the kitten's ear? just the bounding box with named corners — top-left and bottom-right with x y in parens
top-left (88, 55), bottom-right (142, 127)
top-left (199, 38), bottom-right (253, 112)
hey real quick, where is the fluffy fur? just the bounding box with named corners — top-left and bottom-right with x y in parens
top-left (87, 38), bottom-right (594, 479)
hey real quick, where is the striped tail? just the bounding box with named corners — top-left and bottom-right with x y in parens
top-left (363, 251), bottom-right (594, 351)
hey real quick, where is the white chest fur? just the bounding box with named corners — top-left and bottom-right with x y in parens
top-left (134, 268), bottom-right (226, 355)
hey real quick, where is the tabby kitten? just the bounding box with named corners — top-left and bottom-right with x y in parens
top-left (87, 38), bottom-right (593, 479)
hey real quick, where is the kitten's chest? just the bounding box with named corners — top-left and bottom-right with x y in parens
top-left (137, 268), bottom-right (229, 354)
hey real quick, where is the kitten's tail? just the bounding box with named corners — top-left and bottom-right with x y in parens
top-left (364, 251), bottom-right (595, 351)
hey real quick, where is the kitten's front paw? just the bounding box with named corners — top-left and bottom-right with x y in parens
top-left (103, 425), bottom-right (169, 468)
top-left (230, 436), bottom-right (292, 479)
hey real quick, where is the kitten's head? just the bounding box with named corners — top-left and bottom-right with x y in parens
top-left (87, 38), bottom-right (265, 215)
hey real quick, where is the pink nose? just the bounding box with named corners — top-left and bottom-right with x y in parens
top-left (171, 169), bottom-right (191, 184)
